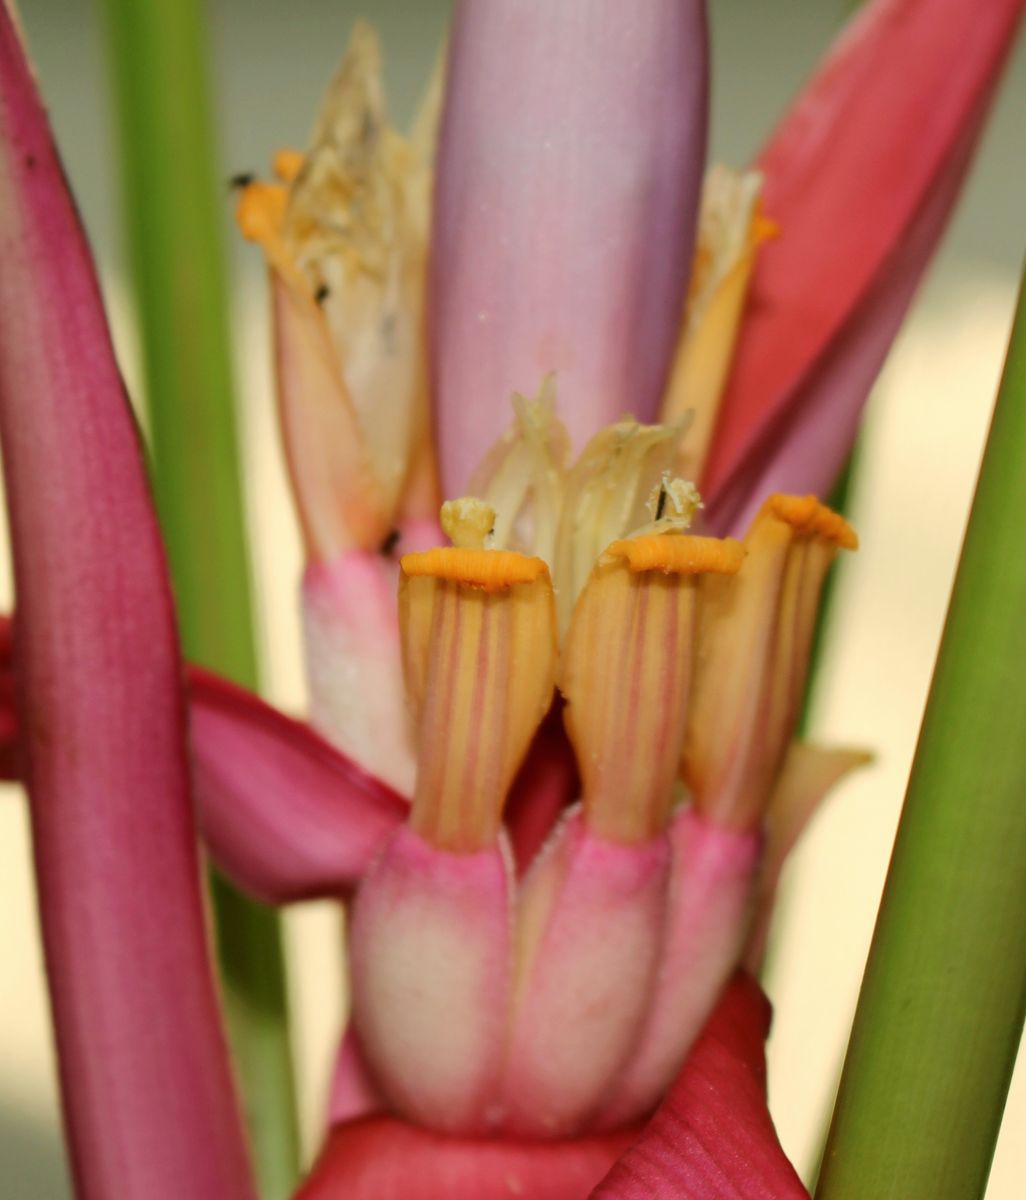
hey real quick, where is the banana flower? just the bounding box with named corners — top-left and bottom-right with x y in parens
top-left (0, 1), bottom-right (1021, 1199)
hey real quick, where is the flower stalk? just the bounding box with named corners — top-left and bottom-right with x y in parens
top-left (99, 0), bottom-right (298, 1191)
top-left (818, 266), bottom-right (1026, 1198)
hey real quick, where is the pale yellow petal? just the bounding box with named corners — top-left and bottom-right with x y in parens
top-left (551, 419), bottom-right (691, 634)
top-left (467, 376), bottom-right (571, 566)
top-left (661, 166), bottom-right (777, 480)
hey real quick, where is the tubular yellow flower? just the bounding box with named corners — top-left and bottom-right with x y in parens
top-left (399, 548), bottom-right (558, 852)
top-left (683, 493), bottom-right (859, 829)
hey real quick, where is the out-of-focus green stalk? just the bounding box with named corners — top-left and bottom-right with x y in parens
top-left (99, 2), bottom-right (299, 1194)
top-left (817, 268), bottom-right (1026, 1199)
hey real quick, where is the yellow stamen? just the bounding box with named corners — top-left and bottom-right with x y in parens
top-left (551, 419), bottom-right (689, 634)
top-left (560, 534), bottom-right (743, 844)
top-left (467, 389), bottom-right (713, 628)
top-left (401, 547), bottom-right (548, 592)
top-left (767, 493), bottom-right (859, 549)
top-left (682, 494), bottom-right (857, 830)
top-left (604, 533), bottom-right (744, 575)
top-left (400, 553), bottom-right (557, 852)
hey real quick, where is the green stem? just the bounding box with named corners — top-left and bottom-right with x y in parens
top-left (817, 268), bottom-right (1026, 1198)
top-left (99, 1), bottom-right (299, 1194)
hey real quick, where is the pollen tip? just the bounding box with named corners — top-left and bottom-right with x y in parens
top-left (272, 147), bottom-right (305, 183)
top-left (766, 494), bottom-right (858, 550)
top-left (235, 181), bottom-right (288, 244)
top-left (401, 547), bottom-right (549, 591)
top-left (605, 534), bottom-right (745, 576)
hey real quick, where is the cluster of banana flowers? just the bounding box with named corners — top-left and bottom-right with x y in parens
top-left (0, 1), bottom-right (1021, 1198)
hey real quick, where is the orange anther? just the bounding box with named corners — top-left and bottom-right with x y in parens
top-left (766, 494), bottom-right (858, 550)
top-left (605, 534), bottom-right (745, 576)
top-left (235, 182), bottom-right (287, 245)
top-left (272, 147), bottom-right (305, 183)
top-left (401, 547), bottom-right (549, 592)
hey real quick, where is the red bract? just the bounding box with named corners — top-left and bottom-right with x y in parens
top-left (703, 0), bottom-right (1025, 532)
top-left (291, 974), bottom-right (806, 1200)
top-left (296, 1117), bottom-right (636, 1200)
top-left (593, 975), bottom-right (809, 1199)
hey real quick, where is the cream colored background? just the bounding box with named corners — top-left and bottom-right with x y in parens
top-left (1, 1), bottom-right (1024, 1195)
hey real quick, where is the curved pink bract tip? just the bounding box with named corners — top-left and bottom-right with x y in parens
top-left (703, 0), bottom-right (1025, 532)
top-left (0, 10), bottom-right (253, 1198)
top-left (431, 0), bottom-right (708, 494)
top-left (0, 620), bottom-right (408, 904)
top-left (592, 973), bottom-right (809, 1199)
top-left (189, 667), bottom-right (407, 903)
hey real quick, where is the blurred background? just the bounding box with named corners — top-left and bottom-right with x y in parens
top-left (1, 1), bottom-right (1024, 1195)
